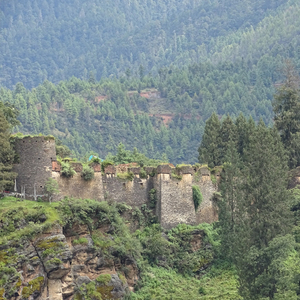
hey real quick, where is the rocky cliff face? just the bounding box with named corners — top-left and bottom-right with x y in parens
top-left (0, 225), bottom-right (138, 300)
top-left (0, 224), bottom-right (138, 300)
top-left (0, 197), bottom-right (213, 300)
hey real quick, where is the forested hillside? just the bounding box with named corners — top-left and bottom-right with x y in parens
top-left (0, 0), bottom-right (289, 89)
top-left (2, 1), bottom-right (300, 162)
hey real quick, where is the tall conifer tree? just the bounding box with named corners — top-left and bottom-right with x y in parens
top-left (198, 112), bottom-right (221, 168)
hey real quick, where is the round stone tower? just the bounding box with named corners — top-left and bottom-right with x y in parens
top-left (13, 136), bottom-right (56, 200)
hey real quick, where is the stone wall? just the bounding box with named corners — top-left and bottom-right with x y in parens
top-left (193, 167), bottom-right (218, 224)
top-left (52, 172), bottom-right (104, 202)
top-left (156, 173), bottom-right (196, 229)
top-left (13, 137), bottom-right (218, 228)
top-left (13, 136), bottom-right (56, 199)
top-left (103, 174), bottom-right (151, 207)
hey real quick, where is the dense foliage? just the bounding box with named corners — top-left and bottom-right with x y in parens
top-left (0, 0), bottom-right (287, 89)
top-left (0, 102), bottom-right (18, 191)
top-left (0, 197), bottom-right (237, 299)
top-left (2, 1), bottom-right (300, 164)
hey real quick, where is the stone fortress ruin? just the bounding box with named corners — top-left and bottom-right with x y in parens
top-left (12, 136), bottom-right (218, 229)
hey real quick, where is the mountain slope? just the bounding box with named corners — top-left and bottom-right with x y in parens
top-left (0, 0), bottom-right (288, 89)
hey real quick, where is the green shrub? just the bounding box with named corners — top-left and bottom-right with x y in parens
top-left (211, 174), bottom-right (217, 185)
top-left (199, 286), bottom-right (207, 295)
top-left (117, 171), bottom-right (134, 181)
top-left (61, 162), bottom-right (76, 178)
top-left (139, 168), bottom-right (147, 179)
top-left (90, 157), bottom-right (101, 164)
top-left (44, 178), bottom-right (59, 202)
top-left (101, 160), bottom-right (114, 173)
top-left (96, 274), bottom-right (111, 285)
top-left (192, 186), bottom-right (203, 211)
top-left (149, 189), bottom-right (157, 209)
top-left (171, 171), bottom-right (182, 180)
top-left (73, 237), bottom-right (88, 245)
top-left (46, 258), bottom-right (62, 266)
top-left (82, 165), bottom-right (94, 181)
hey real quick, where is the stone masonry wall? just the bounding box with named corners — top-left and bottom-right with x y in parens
top-left (102, 174), bottom-right (152, 207)
top-left (154, 165), bottom-right (196, 229)
top-left (13, 137), bottom-right (218, 228)
top-left (52, 172), bottom-right (104, 202)
top-left (193, 167), bottom-right (218, 224)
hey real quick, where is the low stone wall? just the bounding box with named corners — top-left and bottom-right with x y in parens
top-left (50, 163), bottom-right (218, 228)
top-left (52, 172), bottom-right (104, 202)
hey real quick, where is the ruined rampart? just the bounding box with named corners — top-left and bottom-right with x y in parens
top-left (12, 137), bottom-right (218, 228)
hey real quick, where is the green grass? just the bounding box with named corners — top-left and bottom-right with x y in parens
top-left (0, 197), bottom-right (61, 245)
top-left (131, 265), bottom-right (241, 300)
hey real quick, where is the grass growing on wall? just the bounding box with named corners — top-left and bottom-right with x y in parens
top-left (192, 186), bottom-right (203, 211)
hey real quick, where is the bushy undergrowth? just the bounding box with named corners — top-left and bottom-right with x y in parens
top-left (130, 264), bottom-right (241, 300)
top-left (0, 196), bottom-right (239, 299)
top-left (81, 164), bottom-right (94, 181)
top-left (0, 197), bottom-right (60, 245)
top-left (61, 161), bottom-right (76, 178)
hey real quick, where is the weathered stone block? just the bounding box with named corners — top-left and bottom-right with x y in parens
top-left (199, 166), bottom-right (210, 176)
top-left (91, 163), bottom-right (101, 172)
top-left (52, 160), bottom-right (61, 172)
top-left (71, 163), bottom-right (83, 172)
top-left (128, 167), bottom-right (141, 174)
top-left (105, 165), bottom-right (116, 174)
top-left (177, 165), bottom-right (194, 174)
top-left (157, 165), bottom-right (172, 174)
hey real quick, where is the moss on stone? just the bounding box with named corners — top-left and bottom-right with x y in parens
top-left (97, 285), bottom-right (114, 299)
top-left (171, 171), bottom-right (182, 180)
top-left (117, 171), bottom-right (134, 181)
top-left (72, 237), bottom-right (88, 245)
top-left (0, 251), bottom-right (8, 264)
top-left (0, 288), bottom-right (5, 300)
top-left (15, 277), bottom-right (22, 288)
top-left (118, 274), bottom-right (126, 285)
top-left (21, 276), bottom-right (44, 298)
top-left (45, 258), bottom-right (62, 266)
top-left (36, 237), bottom-right (62, 250)
top-left (96, 274), bottom-right (111, 285)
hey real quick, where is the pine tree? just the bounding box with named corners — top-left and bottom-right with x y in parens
top-left (273, 62), bottom-right (300, 168)
top-left (198, 112), bottom-right (221, 168)
top-left (219, 114), bottom-right (237, 163)
top-left (0, 109), bottom-right (17, 191)
top-left (236, 122), bottom-right (293, 299)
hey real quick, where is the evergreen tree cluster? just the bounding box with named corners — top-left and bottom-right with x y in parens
top-left (0, 101), bottom-right (19, 191)
top-left (0, 0), bottom-right (287, 89)
top-left (199, 68), bottom-right (300, 298)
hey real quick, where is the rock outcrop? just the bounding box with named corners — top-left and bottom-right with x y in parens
top-left (0, 223), bottom-right (137, 300)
